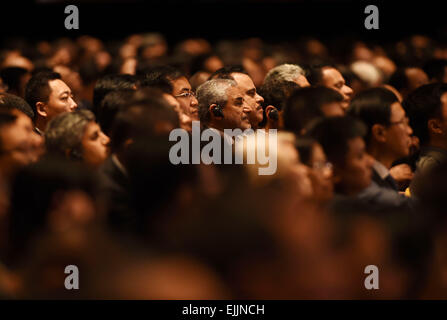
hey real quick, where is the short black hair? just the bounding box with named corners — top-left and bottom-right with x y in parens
top-left (97, 90), bottom-right (135, 136)
top-left (308, 116), bottom-right (367, 168)
top-left (92, 74), bottom-right (138, 116)
top-left (140, 65), bottom-right (185, 94)
top-left (403, 83), bottom-right (447, 145)
top-left (347, 87), bottom-right (398, 146)
top-left (306, 63), bottom-right (336, 85)
top-left (0, 92), bottom-right (34, 119)
top-left (209, 65), bottom-right (248, 80)
top-left (24, 71), bottom-right (61, 121)
top-left (283, 86), bottom-right (343, 135)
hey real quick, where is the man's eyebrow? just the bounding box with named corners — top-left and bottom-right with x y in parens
top-left (59, 90), bottom-right (70, 96)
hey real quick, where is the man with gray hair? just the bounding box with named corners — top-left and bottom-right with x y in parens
top-left (197, 79), bottom-right (251, 132)
top-left (260, 64), bottom-right (310, 130)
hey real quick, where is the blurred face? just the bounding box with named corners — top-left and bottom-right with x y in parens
top-left (405, 68), bottom-right (429, 92)
top-left (384, 102), bottom-right (413, 159)
top-left (220, 86), bottom-right (251, 130)
top-left (321, 67), bottom-right (353, 110)
top-left (44, 79), bottom-right (78, 121)
top-left (231, 73), bottom-right (264, 129)
top-left (307, 143), bottom-right (334, 203)
top-left (335, 137), bottom-right (373, 195)
top-left (320, 102), bottom-right (345, 117)
top-left (171, 76), bottom-right (199, 121)
top-left (0, 112), bottom-right (37, 176)
top-left (81, 122), bottom-right (110, 168)
top-left (12, 110), bottom-right (44, 162)
top-left (163, 93), bottom-right (192, 131)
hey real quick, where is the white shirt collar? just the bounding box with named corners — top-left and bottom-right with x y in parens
top-left (372, 160), bottom-right (390, 180)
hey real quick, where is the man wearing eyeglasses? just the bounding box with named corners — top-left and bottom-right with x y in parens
top-left (348, 87), bottom-right (413, 192)
top-left (143, 66), bottom-right (199, 126)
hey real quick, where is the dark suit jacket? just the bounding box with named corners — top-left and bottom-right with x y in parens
top-left (371, 168), bottom-right (399, 191)
top-left (98, 156), bottom-right (133, 231)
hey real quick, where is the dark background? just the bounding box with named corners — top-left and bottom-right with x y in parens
top-left (1, 1), bottom-right (445, 44)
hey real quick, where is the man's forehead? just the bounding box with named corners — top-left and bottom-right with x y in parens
top-left (49, 79), bottom-right (70, 93)
top-left (231, 72), bottom-right (255, 88)
top-left (172, 76), bottom-right (191, 90)
top-left (323, 67), bottom-right (343, 81)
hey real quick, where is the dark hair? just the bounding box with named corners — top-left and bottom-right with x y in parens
top-left (308, 116), bottom-right (367, 168)
top-left (0, 110), bottom-right (18, 153)
top-left (140, 65), bottom-right (185, 94)
top-left (388, 68), bottom-right (409, 92)
top-left (306, 63), bottom-right (336, 85)
top-left (97, 90), bottom-right (135, 136)
top-left (283, 86), bottom-right (343, 135)
top-left (0, 92), bottom-right (34, 119)
top-left (294, 137), bottom-right (318, 166)
top-left (347, 87), bottom-right (398, 146)
top-left (403, 83), bottom-right (447, 145)
top-left (109, 88), bottom-right (179, 154)
top-left (423, 59), bottom-right (447, 82)
top-left (0, 66), bottom-right (29, 96)
top-left (92, 74), bottom-right (138, 116)
top-left (24, 71), bottom-right (61, 121)
top-left (209, 65), bottom-right (248, 80)
top-left (7, 157), bottom-right (98, 266)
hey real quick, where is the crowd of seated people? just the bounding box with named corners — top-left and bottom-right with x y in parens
top-left (0, 33), bottom-right (447, 299)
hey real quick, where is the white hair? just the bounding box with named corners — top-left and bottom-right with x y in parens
top-left (196, 79), bottom-right (237, 124)
top-left (264, 64), bottom-right (305, 85)
top-left (350, 61), bottom-right (383, 87)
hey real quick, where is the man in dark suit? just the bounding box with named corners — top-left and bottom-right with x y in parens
top-left (98, 88), bottom-right (180, 232)
top-left (348, 87), bottom-right (413, 192)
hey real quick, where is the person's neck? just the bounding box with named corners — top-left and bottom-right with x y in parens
top-left (428, 137), bottom-right (447, 152)
top-left (368, 146), bottom-right (394, 169)
top-left (35, 117), bottom-right (47, 133)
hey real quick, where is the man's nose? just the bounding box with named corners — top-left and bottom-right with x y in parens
top-left (256, 93), bottom-right (264, 104)
top-left (71, 98), bottom-right (78, 110)
top-left (190, 96), bottom-right (198, 107)
top-left (343, 85), bottom-right (354, 98)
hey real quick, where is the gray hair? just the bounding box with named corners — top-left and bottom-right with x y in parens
top-left (196, 79), bottom-right (237, 125)
top-left (45, 109), bottom-right (95, 160)
top-left (264, 64), bottom-right (305, 85)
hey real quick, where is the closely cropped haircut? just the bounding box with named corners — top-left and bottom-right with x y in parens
top-left (0, 92), bottom-right (34, 119)
top-left (209, 65), bottom-right (248, 80)
top-left (347, 87), bottom-right (399, 145)
top-left (308, 116), bottom-right (367, 168)
top-left (24, 71), bottom-right (61, 121)
top-left (403, 83), bottom-right (447, 145)
top-left (45, 109), bottom-right (96, 161)
top-left (196, 79), bottom-right (237, 125)
top-left (92, 74), bottom-right (138, 116)
top-left (283, 86), bottom-right (343, 135)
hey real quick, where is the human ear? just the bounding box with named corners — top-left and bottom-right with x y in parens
top-left (36, 102), bottom-right (47, 117)
top-left (428, 118), bottom-right (443, 135)
top-left (371, 123), bottom-right (386, 143)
